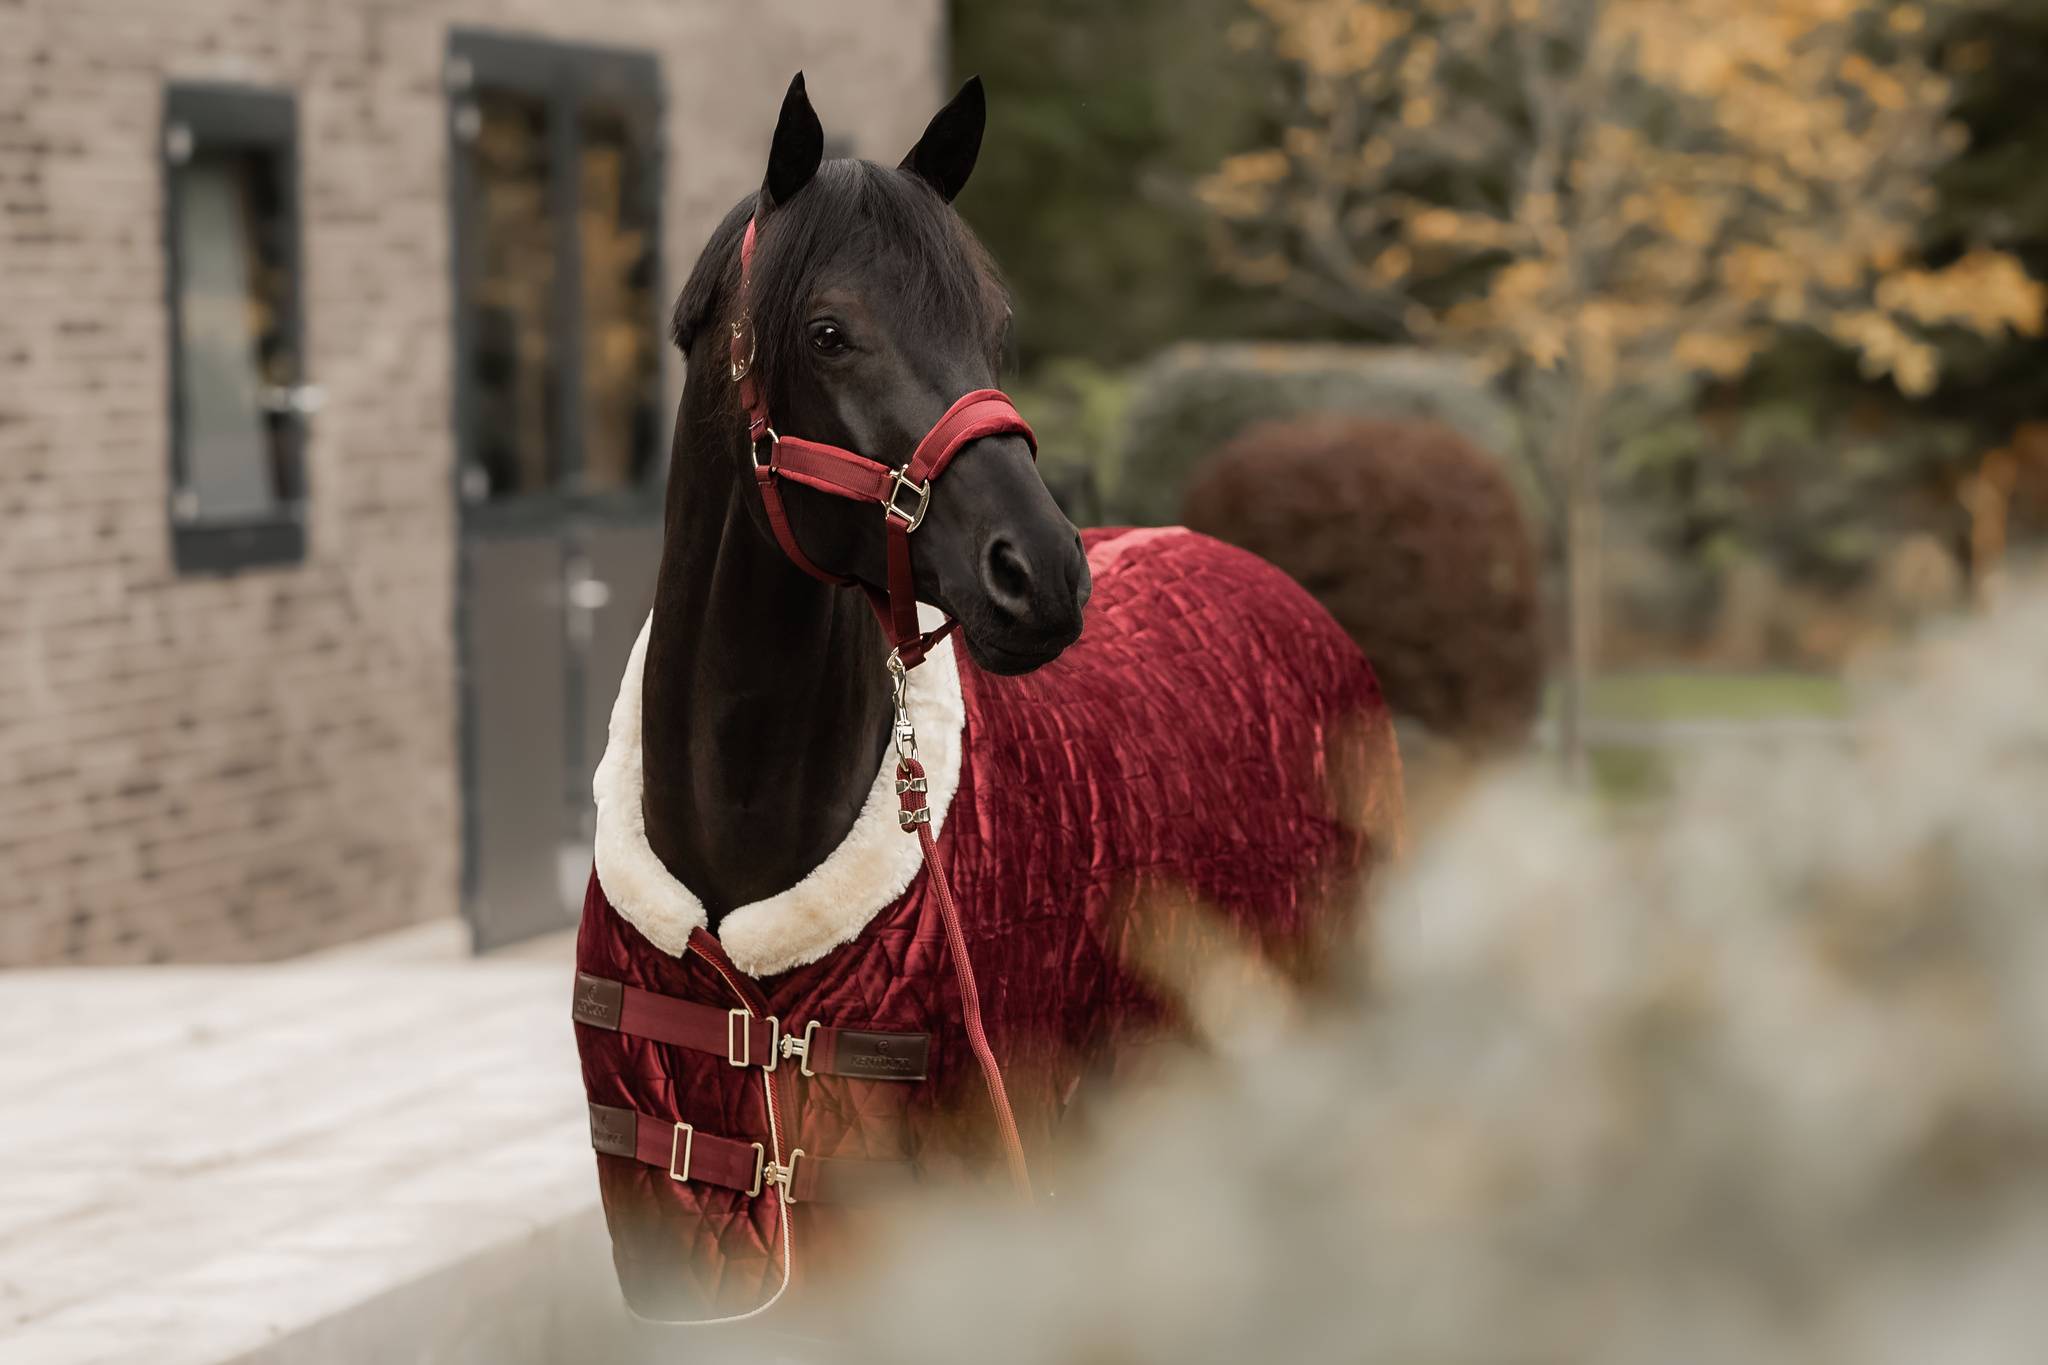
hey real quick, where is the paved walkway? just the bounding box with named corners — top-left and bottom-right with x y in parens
top-left (0, 927), bottom-right (670, 1364)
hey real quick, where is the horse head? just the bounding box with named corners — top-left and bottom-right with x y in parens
top-left (673, 74), bottom-right (1091, 676)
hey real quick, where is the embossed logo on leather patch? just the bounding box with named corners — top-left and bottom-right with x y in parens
top-left (588, 1103), bottom-right (637, 1158)
top-left (834, 1030), bottom-right (930, 1081)
top-left (572, 973), bottom-right (623, 1030)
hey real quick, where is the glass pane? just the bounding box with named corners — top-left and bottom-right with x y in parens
top-left (466, 89), bottom-right (558, 500)
top-left (578, 105), bottom-right (660, 493)
top-left (174, 145), bottom-right (295, 522)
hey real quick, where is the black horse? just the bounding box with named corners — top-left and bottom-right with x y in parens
top-left (639, 74), bottom-right (1090, 931)
top-left (575, 74), bottom-right (1394, 1322)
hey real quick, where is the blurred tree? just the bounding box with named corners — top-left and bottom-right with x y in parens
top-left (1197, 0), bottom-right (2045, 778)
top-left (1917, 0), bottom-right (2048, 594)
top-left (952, 0), bottom-right (1328, 366)
top-left (1923, 0), bottom-right (2048, 425)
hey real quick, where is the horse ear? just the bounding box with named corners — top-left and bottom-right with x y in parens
top-left (899, 76), bottom-right (984, 203)
top-left (763, 72), bottom-right (824, 208)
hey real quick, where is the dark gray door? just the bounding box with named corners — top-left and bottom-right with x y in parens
top-left (448, 31), bottom-right (666, 951)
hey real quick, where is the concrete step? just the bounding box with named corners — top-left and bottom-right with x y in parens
top-left (0, 931), bottom-right (717, 1363)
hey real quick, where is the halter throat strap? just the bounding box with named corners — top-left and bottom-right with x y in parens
top-left (728, 215), bottom-right (1037, 669)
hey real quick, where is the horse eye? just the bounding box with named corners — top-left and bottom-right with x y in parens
top-left (808, 322), bottom-right (848, 355)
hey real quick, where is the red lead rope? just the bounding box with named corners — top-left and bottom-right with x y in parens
top-left (926, 824), bottom-right (1032, 1198)
top-left (899, 755), bottom-right (1032, 1199)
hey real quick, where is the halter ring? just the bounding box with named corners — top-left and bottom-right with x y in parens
top-left (885, 469), bottom-right (932, 531)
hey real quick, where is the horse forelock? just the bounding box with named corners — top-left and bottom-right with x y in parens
top-left (743, 160), bottom-right (1010, 399)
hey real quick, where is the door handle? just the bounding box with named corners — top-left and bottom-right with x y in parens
top-left (565, 563), bottom-right (611, 652)
top-left (259, 384), bottom-right (326, 417)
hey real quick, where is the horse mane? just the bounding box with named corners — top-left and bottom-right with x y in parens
top-left (669, 160), bottom-right (1009, 398)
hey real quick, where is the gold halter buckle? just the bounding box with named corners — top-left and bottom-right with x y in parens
top-left (884, 469), bottom-right (932, 531)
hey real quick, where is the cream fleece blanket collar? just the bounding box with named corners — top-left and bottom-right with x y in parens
top-left (591, 613), bottom-right (965, 978)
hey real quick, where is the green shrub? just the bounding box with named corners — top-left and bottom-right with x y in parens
top-left (1182, 416), bottom-right (1545, 750)
top-left (1009, 358), bottom-right (1132, 526)
top-left (1111, 343), bottom-right (1527, 525)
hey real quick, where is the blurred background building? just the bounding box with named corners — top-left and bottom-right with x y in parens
top-left (0, 1), bottom-right (945, 966)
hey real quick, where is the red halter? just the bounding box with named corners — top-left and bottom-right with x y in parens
top-left (728, 216), bottom-right (1037, 670)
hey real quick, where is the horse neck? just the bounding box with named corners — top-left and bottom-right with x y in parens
top-left (637, 381), bottom-right (894, 928)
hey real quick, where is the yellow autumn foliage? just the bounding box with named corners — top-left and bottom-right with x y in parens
top-left (1199, 0), bottom-right (2045, 400)
top-left (1876, 251), bottom-right (2048, 337)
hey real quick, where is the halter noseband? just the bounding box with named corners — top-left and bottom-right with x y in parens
top-left (728, 215), bottom-right (1037, 671)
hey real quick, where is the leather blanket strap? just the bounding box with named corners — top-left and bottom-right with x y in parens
top-left (572, 971), bottom-right (931, 1081)
top-left (588, 1102), bottom-right (910, 1205)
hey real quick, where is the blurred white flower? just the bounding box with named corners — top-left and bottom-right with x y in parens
top-left (838, 578), bottom-right (2048, 1364)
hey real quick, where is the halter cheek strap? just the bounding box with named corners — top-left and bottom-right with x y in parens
top-left (729, 216), bottom-right (1037, 670)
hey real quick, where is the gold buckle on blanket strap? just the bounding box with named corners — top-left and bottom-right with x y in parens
top-left (778, 1019), bottom-right (822, 1078)
top-left (668, 1122), bottom-right (694, 1183)
top-left (727, 1008), bottom-right (780, 1071)
top-left (762, 1148), bottom-right (807, 1204)
top-left (672, 1124), bottom-right (768, 1197)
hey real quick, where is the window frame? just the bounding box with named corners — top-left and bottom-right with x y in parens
top-left (162, 81), bottom-right (308, 575)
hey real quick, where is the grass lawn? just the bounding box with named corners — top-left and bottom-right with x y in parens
top-left (1549, 669), bottom-right (1849, 725)
top-left (1540, 669), bottom-right (1850, 803)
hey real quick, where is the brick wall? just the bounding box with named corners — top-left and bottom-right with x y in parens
top-left (0, 0), bottom-right (945, 963)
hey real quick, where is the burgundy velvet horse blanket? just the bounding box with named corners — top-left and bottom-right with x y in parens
top-left (573, 526), bottom-right (1402, 1321)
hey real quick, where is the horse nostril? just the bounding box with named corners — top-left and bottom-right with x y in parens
top-left (982, 536), bottom-right (1035, 614)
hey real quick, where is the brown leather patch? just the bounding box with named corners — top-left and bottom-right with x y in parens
top-left (571, 973), bottom-right (623, 1030)
top-left (587, 1103), bottom-right (638, 1158)
top-left (832, 1030), bottom-right (930, 1082)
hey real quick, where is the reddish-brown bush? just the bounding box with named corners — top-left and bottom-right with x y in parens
top-left (1182, 417), bottom-right (1544, 749)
